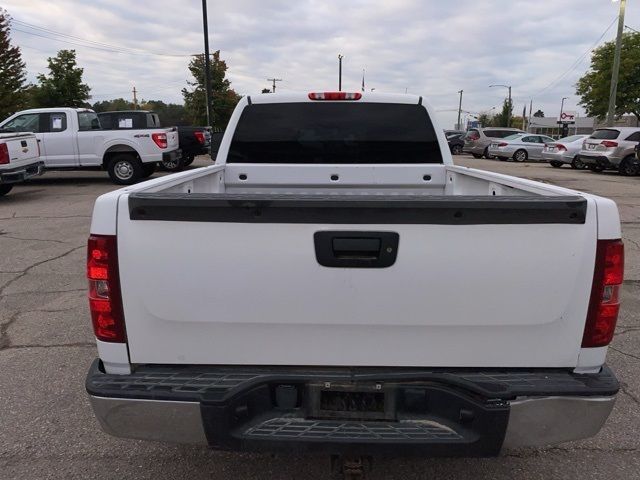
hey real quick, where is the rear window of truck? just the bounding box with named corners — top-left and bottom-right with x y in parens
top-left (228, 103), bottom-right (443, 164)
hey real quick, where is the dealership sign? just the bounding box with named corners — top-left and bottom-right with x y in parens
top-left (557, 111), bottom-right (577, 124)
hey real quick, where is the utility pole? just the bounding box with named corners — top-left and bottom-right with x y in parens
top-left (132, 86), bottom-right (138, 110)
top-left (457, 90), bottom-right (464, 130)
top-left (507, 86), bottom-right (512, 128)
top-left (528, 99), bottom-right (533, 132)
top-left (607, 0), bottom-right (627, 127)
top-left (201, 0), bottom-right (213, 129)
top-left (267, 78), bottom-right (282, 93)
top-left (338, 54), bottom-right (343, 91)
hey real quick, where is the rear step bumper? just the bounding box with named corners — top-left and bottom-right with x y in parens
top-left (86, 360), bottom-right (618, 455)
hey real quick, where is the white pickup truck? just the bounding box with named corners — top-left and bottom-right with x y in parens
top-left (0, 132), bottom-right (44, 196)
top-left (0, 108), bottom-right (180, 185)
top-left (85, 92), bottom-right (623, 469)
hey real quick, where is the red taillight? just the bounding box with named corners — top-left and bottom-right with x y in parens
top-left (308, 92), bottom-right (362, 101)
top-left (468, 133), bottom-right (480, 141)
top-left (498, 142), bottom-right (508, 147)
top-left (152, 132), bottom-right (168, 149)
top-left (582, 240), bottom-right (624, 348)
top-left (87, 235), bottom-right (126, 343)
top-left (194, 131), bottom-right (206, 144)
top-left (601, 140), bottom-right (618, 148)
top-left (0, 143), bottom-right (9, 165)
top-left (556, 144), bottom-right (567, 152)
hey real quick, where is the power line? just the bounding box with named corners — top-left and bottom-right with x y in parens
top-left (10, 18), bottom-right (193, 57)
top-left (530, 16), bottom-right (618, 98)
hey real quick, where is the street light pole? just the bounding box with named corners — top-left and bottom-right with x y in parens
top-left (201, 0), bottom-right (213, 129)
top-left (338, 54), bottom-right (343, 91)
top-left (457, 90), bottom-right (464, 130)
top-left (560, 97), bottom-right (568, 118)
top-left (489, 84), bottom-right (512, 127)
top-left (607, 0), bottom-right (627, 127)
top-left (560, 97), bottom-right (568, 137)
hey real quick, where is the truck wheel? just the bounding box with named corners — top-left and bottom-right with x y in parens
top-left (571, 156), bottom-right (586, 170)
top-left (141, 163), bottom-right (157, 178)
top-left (589, 165), bottom-right (604, 173)
top-left (0, 184), bottom-right (13, 196)
top-left (451, 145), bottom-right (463, 156)
top-left (513, 149), bottom-right (528, 162)
top-left (619, 156), bottom-right (639, 176)
top-left (183, 154), bottom-right (195, 166)
top-left (471, 153), bottom-right (483, 159)
top-left (107, 154), bottom-right (143, 185)
top-left (550, 161), bottom-right (563, 168)
top-left (162, 156), bottom-right (183, 172)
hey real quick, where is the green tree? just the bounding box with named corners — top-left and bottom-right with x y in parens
top-left (576, 32), bottom-right (640, 120)
top-left (139, 100), bottom-right (190, 126)
top-left (493, 99), bottom-right (514, 127)
top-left (182, 51), bottom-right (240, 127)
top-left (0, 8), bottom-right (28, 119)
top-left (92, 98), bottom-right (133, 112)
top-left (477, 112), bottom-right (494, 128)
top-left (34, 49), bottom-right (91, 107)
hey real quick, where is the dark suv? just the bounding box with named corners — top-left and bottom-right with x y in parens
top-left (464, 127), bottom-right (525, 159)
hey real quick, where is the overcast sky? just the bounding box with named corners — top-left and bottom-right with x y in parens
top-left (2, 0), bottom-right (638, 128)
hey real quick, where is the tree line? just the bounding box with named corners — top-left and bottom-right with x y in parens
top-left (0, 8), bottom-right (240, 127)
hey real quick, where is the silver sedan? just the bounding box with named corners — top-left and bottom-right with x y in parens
top-left (541, 135), bottom-right (590, 169)
top-left (488, 134), bottom-right (556, 162)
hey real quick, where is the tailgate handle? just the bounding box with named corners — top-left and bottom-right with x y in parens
top-left (332, 238), bottom-right (381, 259)
top-left (314, 231), bottom-right (399, 268)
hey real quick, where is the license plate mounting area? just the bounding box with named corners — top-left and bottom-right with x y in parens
top-left (307, 383), bottom-right (396, 421)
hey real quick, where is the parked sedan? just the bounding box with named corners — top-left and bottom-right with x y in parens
top-left (541, 135), bottom-right (590, 169)
top-left (463, 127), bottom-right (525, 159)
top-left (447, 133), bottom-right (464, 155)
top-left (488, 134), bottom-right (556, 162)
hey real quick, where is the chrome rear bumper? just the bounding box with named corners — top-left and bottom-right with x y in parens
top-left (89, 394), bottom-right (615, 450)
top-left (88, 359), bottom-right (618, 453)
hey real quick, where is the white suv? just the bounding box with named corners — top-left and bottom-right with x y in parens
top-left (579, 127), bottom-right (640, 175)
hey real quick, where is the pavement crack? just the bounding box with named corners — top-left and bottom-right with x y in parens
top-left (0, 245), bottom-right (84, 297)
top-left (0, 214), bottom-right (91, 220)
top-left (0, 234), bottom-right (71, 245)
top-left (0, 311), bottom-right (20, 350)
top-left (1, 342), bottom-right (95, 351)
top-left (624, 237), bottom-right (640, 250)
top-left (614, 327), bottom-right (640, 337)
top-left (619, 382), bottom-right (640, 406)
top-left (0, 288), bottom-right (86, 299)
top-left (609, 346), bottom-right (640, 362)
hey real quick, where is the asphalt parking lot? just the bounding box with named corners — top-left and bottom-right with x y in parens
top-left (1, 156), bottom-right (639, 480)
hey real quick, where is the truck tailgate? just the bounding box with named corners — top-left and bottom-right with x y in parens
top-left (2, 134), bottom-right (39, 165)
top-left (116, 193), bottom-right (597, 368)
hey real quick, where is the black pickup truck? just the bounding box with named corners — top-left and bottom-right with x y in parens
top-left (97, 111), bottom-right (211, 171)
